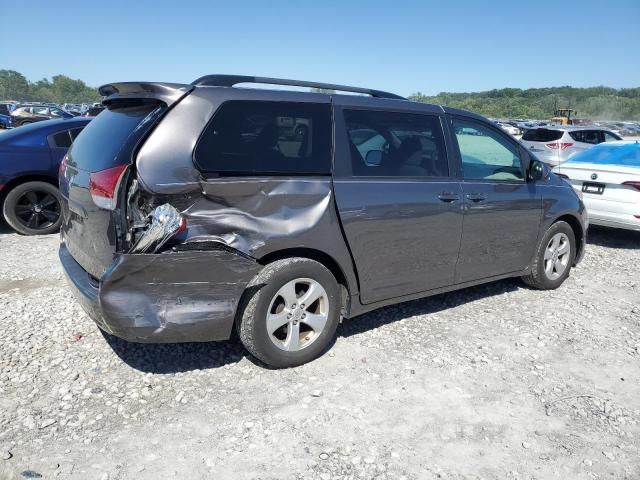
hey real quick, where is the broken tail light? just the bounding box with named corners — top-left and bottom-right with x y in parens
top-left (89, 164), bottom-right (128, 210)
top-left (546, 142), bottom-right (574, 150)
top-left (130, 203), bottom-right (187, 253)
top-left (58, 154), bottom-right (68, 180)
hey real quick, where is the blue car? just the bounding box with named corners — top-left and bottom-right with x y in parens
top-left (0, 117), bottom-right (91, 235)
top-left (0, 113), bottom-right (11, 129)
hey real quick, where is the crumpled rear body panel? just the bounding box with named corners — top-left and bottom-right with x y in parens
top-left (133, 87), bottom-right (358, 297)
top-left (60, 243), bottom-right (261, 343)
top-left (188, 179), bottom-right (348, 256)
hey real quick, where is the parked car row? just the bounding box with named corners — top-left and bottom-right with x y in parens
top-left (0, 101), bottom-right (104, 129)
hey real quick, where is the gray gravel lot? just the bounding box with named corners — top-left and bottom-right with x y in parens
top-left (0, 223), bottom-right (639, 479)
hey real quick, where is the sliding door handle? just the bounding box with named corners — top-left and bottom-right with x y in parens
top-left (465, 193), bottom-right (487, 203)
top-left (438, 192), bottom-right (460, 203)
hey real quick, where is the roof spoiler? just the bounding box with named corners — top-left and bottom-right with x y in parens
top-left (98, 82), bottom-right (194, 107)
top-left (191, 74), bottom-right (406, 100)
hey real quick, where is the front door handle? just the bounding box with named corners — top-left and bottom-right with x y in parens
top-left (465, 193), bottom-right (487, 203)
top-left (438, 192), bottom-right (460, 203)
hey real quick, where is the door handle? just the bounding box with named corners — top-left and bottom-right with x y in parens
top-left (465, 193), bottom-right (487, 203)
top-left (438, 192), bottom-right (460, 203)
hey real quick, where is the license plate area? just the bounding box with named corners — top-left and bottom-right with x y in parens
top-left (582, 181), bottom-right (605, 195)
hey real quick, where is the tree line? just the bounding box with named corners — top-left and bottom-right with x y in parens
top-left (409, 86), bottom-right (640, 121)
top-left (0, 70), bottom-right (101, 104)
top-left (2, 69), bottom-right (639, 120)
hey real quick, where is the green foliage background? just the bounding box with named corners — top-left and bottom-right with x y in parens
top-left (1, 69), bottom-right (639, 120)
top-left (410, 86), bottom-right (640, 120)
top-left (0, 70), bottom-right (101, 104)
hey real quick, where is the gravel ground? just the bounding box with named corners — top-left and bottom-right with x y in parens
top-left (0, 223), bottom-right (639, 480)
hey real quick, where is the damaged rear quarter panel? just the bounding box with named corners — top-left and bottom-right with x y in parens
top-left (134, 88), bottom-right (359, 301)
top-left (99, 249), bottom-right (261, 342)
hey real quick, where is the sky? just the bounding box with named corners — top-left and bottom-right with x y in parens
top-left (2, 0), bottom-right (639, 97)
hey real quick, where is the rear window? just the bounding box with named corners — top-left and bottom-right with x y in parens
top-left (522, 128), bottom-right (563, 142)
top-left (67, 104), bottom-right (162, 172)
top-left (50, 130), bottom-right (73, 148)
top-left (194, 101), bottom-right (332, 175)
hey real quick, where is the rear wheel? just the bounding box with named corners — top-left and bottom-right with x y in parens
top-left (522, 221), bottom-right (575, 290)
top-left (2, 181), bottom-right (63, 235)
top-left (238, 258), bottom-right (341, 368)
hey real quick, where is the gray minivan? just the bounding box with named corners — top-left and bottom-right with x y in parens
top-left (59, 75), bottom-right (587, 368)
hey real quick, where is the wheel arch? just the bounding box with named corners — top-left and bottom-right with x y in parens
top-left (552, 213), bottom-right (585, 265)
top-left (257, 248), bottom-right (353, 315)
top-left (0, 174), bottom-right (58, 205)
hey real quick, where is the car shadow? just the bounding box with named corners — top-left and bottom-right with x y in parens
top-left (104, 278), bottom-right (522, 373)
top-left (337, 278), bottom-right (521, 338)
top-left (0, 221), bottom-right (14, 235)
top-left (587, 225), bottom-right (640, 249)
top-left (102, 330), bottom-right (249, 373)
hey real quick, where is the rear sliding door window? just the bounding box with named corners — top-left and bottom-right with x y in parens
top-left (194, 101), bottom-right (332, 175)
top-left (343, 109), bottom-right (448, 177)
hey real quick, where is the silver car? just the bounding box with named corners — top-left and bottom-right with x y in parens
top-left (520, 126), bottom-right (622, 166)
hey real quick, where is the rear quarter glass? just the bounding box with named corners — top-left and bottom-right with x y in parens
top-left (67, 104), bottom-right (163, 172)
top-left (522, 129), bottom-right (564, 142)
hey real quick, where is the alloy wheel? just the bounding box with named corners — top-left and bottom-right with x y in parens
top-left (13, 190), bottom-right (61, 231)
top-left (543, 232), bottom-right (570, 280)
top-left (266, 278), bottom-right (329, 352)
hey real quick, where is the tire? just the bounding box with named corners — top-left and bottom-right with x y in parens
top-left (522, 221), bottom-right (575, 290)
top-left (2, 181), bottom-right (63, 235)
top-left (238, 257), bottom-right (341, 368)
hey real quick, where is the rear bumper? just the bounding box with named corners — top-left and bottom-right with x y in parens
top-left (588, 214), bottom-right (640, 231)
top-left (59, 243), bottom-right (261, 343)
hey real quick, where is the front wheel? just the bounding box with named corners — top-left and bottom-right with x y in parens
top-left (522, 221), bottom-right (575, 290)
top-left (238, 258), bottom-right (341, 368)
top-left (2, 181), bottom-right (63, 235)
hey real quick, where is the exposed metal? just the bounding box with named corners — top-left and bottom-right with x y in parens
top-left (130, 203), bottom-right (184, 253)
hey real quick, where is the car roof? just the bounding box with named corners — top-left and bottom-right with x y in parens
top-left (99, 75), bottom-right (489, 123)
top-left (528, 125), bottom-right (613, 131)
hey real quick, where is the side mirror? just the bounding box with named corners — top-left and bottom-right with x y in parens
top-left (528, 159), bottom-right (545, 181)
top-left (365, 149), bottom-right (383, 166)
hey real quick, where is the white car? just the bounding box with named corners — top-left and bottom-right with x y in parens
top-left (496, 122), bottom-right (520, 136)
top-left (522, 126), bottom-right (623, 167)
top-left (554, 141), bottom-right (640, 231)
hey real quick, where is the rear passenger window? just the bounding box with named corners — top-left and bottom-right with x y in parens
top-left (604, 131), bottom-right (621, 142)
top-left (569, 130), bottom-right (600, 144)
top-left (343, 109), bottom-right (448, 177)
top-left (50, 130), bottom-right (72, 148)
top-left (453, 118), bottom-right (523, 181)
top-left (69, 127), bottom-right (84, 140)
top-left (194, 101), bottom-right (332, 175)
top-left (522, 129), bottom-right (563, 142)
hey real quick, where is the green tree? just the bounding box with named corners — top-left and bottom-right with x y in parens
top-left (0, 70), bottom-right (30, 100)
top-left (0, 70), bottom-right (101, 103)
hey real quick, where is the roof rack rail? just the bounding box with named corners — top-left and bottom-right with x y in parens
top-left (190, 74), bottom-right (406, 100)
